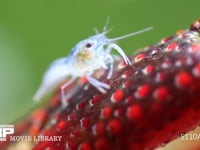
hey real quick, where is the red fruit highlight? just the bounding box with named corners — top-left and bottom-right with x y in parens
top-left (126, 104), bottom-right (143, 121)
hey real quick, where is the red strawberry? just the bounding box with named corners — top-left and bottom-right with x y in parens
top-left (2, 19), bottom-right (200, 150)
top-left (31, 18), bottom-right (200, 150)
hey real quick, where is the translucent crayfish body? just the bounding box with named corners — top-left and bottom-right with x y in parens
top-left (34, 19), bottom-right (153, 107)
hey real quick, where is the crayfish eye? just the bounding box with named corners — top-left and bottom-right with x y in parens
top-left (85, 43), bottom-right (92, 48)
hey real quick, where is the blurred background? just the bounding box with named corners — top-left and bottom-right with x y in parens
top-left (0, 0), bottom-right (200, 149)
top-left (0, 0), bottom-right (199, 131)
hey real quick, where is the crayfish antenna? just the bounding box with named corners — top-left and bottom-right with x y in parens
top-left (109, 26), bottom-right (154, 42)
